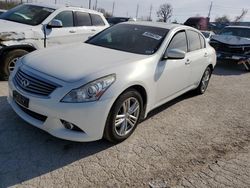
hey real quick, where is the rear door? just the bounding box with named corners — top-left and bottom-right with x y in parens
top-left (90, 13), bottom-right (107, 33)
top-left (74, 11), bottom-right (97, 42)
top-left (186, 30), bottom-right (209, 85)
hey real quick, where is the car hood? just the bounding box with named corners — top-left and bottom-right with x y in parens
top-left (22, 43), bottom-right (147, 82)
top-left (211, 35), bottom-right (250, 46)
top-left (0, 19), bottom-right (34, 41)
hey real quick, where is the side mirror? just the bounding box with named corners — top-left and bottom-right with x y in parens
top-left (47, 19), bottom-right (63, 29)
top-left (163, 49), bottom-right (186, 60)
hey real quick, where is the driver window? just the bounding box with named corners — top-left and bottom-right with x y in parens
top-left (53, 11), bottom-right (73, 27)
top-left (167, 31), bottom-right (188, 52)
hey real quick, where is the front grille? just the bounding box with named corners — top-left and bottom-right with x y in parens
top-left (14, 69), bottom-right (58, 96)
top-left (16, 103), bottom-right (47, 122)
top-left (210, 40), bottom-right (250, 55)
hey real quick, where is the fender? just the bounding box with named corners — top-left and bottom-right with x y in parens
top-left (0, 44), bottom-right (37, 58)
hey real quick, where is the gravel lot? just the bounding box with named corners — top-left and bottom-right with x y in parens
top-left (0, 62), bottom-right (250, 188)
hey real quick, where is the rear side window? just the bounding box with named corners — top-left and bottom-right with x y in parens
top-left (91, 14), bottom-right (105, 26)
top-left (167, 31), bottom-right (188, 52)
top-left (54, 11), bottom-right (73, 27)
top-left (199, 34), bottom-right (206, 48)
top-left (187, 30), bottom-right (201, 51)
top-left (75, 12), bottom-right (91, 26)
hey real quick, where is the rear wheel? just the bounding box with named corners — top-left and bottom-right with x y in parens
top-left (195, 66), bottom-right (212, 95)
top-left (104, 89), bottom-right (143, 143)
top-left (0, 49), bottom-right (28, 80)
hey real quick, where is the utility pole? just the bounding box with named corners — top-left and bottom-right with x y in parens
top-left (136, 4), bottom-right (139, 18)
top-left (149, 4), bottom-right (153, 21)
top-left (112, 1), bottom-right (115, 16)
top-left (208, 1), bottom-right (213, 18)
top-left (89, 0), bottom-right (92, 9)
top-left (94, 0), bottom-right (98, 10)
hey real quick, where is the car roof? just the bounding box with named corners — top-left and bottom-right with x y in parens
top-left (24, 3), bottom-right (102, 15)
top-left (120, 21), bottom-right (190, 30)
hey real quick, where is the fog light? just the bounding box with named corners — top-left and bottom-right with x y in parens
top-left (60, 120), bottom-right (84, 132)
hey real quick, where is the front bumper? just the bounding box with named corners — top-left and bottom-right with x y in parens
top-left (216, 51), bottom-right (250, 61)
top-left (8, 77), bottom-right (114, 142)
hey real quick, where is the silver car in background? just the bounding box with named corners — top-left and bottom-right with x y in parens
top-left (8, 22), bottom-right (216, 143)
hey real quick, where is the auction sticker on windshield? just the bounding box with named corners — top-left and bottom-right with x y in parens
top-left (143, 32), bottom-right (163, 40)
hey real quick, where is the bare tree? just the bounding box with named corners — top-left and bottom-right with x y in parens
top-left (234, 9), bottom-right (248, 22)
top-left (157, 3), bottom-right (173, 22)
top-left (215, 15), bottom-right (230, 23)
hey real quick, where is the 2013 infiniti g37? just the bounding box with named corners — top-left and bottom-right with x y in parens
top-left (8, 22), bottom-right (216, 143)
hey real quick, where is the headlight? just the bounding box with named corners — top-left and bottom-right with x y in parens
top-left (61, 74), bottom-right (116, 103)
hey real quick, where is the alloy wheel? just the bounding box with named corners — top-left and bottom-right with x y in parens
top-left (201, 68), bottom-right (211, 93)
top-left (114, 97), bottom-right (140, 137)
top-left (8, 57), bottom-right (19, 73)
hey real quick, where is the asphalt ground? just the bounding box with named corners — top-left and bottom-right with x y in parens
top-left (0, 61), bottom-right (249, 188)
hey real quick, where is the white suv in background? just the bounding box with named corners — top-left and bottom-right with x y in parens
top-left (0, 3), bottom-right (109, 79)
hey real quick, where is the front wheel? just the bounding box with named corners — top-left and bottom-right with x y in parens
top-left (0, 49), bottom-right (28, 80)
top-left (195, 66), bottom-right (212, 95)
top-left (104, 89), bottom-right (143, 143)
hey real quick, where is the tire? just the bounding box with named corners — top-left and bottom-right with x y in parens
top-left (195, 66), bottom-right (212, 95)
top-left (0, 49), bottom-right (28, 80)
top-left (104, 89), bottom-right (143, 143)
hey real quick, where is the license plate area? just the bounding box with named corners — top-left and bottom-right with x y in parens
top-left (13, 90), bottom-right (29, 108)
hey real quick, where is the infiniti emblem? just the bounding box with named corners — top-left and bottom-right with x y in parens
top-left (20, 78), bottom-right (30, 87)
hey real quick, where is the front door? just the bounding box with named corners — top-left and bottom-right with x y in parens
top-left (155, 30), bottom-right (191, 103)
top-left (45, 11), bottom-right (79, 47)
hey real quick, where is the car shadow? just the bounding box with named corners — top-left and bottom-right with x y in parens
top-left (213, 61), bottom-right (249, 76)
top-left (146, 91), bottom-right (195, 120)
top-left (0, 96), bottom-right (114, 187)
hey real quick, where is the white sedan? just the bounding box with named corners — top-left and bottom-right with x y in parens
top-left (8, 22), bottom-right (216, 143)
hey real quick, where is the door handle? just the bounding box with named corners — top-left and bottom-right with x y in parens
top-left (185, 59), bottom-right (191, 65)
top-left (69, 30), bottom-right (76, 33)
top-left (91, 29), bottom-right (97, 32)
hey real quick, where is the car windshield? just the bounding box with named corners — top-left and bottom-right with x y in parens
top-left (86, 24), bottom-right (169, 55)
top-left (0, 4), bottom-right (55, 26)
top-left (220, 27), bottom-right (250, 38)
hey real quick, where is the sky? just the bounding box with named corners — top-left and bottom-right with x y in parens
top-left (4, 0), bottom-right (250, 22)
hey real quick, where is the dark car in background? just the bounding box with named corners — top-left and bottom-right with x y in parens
top-left (0, 9), bottom-right (6, 15)
top-left (210, 26), bottom-right (250, 71)
top-left (184, 17), bottom-right (210, 30)
top-left (106, 17), bottom-right (131, 26)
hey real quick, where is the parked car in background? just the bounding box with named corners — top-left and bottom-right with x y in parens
top-left (0, 3), bottom-right (109, 80)
top-left (201, 31), bottom-right (215, 42)
top-left (0, 9), bottom-right (6, 15)
top-left (106, 17), bottom-right (136, 26)
top-left (8, 22), bottom-right (216, 143)
top-left (210, 26), bottom-right (250, 71)
top-left (184, 17), bottom-right (210, 30)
